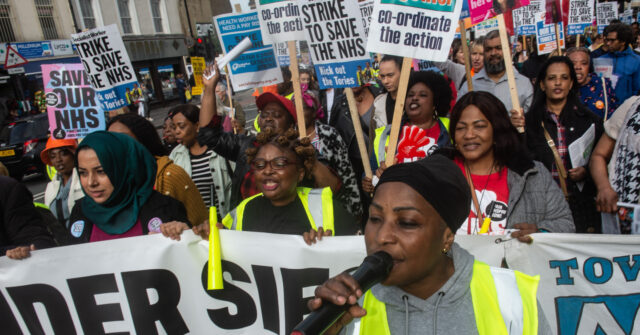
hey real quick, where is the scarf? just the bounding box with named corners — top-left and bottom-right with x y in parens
top-left (76, 131), bottom-right (157, 234)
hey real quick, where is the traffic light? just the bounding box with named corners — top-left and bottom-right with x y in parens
top-left (193, 37), bottom-right (206, 58)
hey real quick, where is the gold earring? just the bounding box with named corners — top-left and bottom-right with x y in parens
top-left (442, 248), bottom-right (448, 254)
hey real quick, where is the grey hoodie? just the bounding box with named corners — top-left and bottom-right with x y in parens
top-left (342, 243), bottom-right (553, 335)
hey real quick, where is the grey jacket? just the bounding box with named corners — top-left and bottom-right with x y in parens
top-left (506, 161), bottom-right (575, 233)
top-left (342, 243), bottom-right (553, 335)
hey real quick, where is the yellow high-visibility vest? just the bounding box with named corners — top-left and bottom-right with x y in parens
top-left (222, 187), bottom-right (335, 233)
top-left (353, 260), bottom-right (539, 335)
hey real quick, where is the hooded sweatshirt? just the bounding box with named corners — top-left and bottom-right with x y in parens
top-left (342, 243), bottom-right (553, 335)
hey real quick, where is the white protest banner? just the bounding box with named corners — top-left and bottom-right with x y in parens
top-left (214, 11), bottom-right (283, 92)
top-left (298, 0), bottom-right (369, 89)
top-left (505, 234), bottom-right (640, 335)
top-left (513, 0), bottom-right (543, 36)
top-left (360, 0), bottom-right (375, 38)
top-left (567, 0), bottom-right (594, 35)
top-left (535, 12), bottom-right (565, 55)
top-left (42, 64), bottom-right (105, 139)
top-left (597, 2), bottom-right (618, 34)
top-left (0, 231), bottom-right (506, 334)
top-left (474, 17), bottom-right (499, 37)
top-left (366, 0), bottom-right (463, 61)
top-left (70, 24), bottom-right (137, 112)
top-left (256, 0), bottom-right (305, 44)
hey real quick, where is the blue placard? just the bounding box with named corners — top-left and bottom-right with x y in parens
top-left (567, 23), bottom-right (590, 35)
top-left (517, 25), bottom-right (537, 36)
top-left (315, 59), bottom-right (368, 89)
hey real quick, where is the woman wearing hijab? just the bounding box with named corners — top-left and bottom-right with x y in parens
top-left (67, 131), bottom-right (190, 243)
top-left (307, 155), bottom-right (553, 335)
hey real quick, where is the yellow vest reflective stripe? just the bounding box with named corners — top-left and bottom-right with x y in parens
top-left (33, 202), bottom-right (49, 210)
top-left (372, 118), bottom-right (450, 164)
top-left (222, 187), bottom-right (335, 234)
top-left (354, 260), bottom-right (539, 335)
top-left (46, 165), bottom-right (57, 181)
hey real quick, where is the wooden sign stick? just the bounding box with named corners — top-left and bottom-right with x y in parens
top-left (497, 14), bottom-right (524, 133)
top-left (385, 57), bottom-right (413, 167)
top-left (522, 35), bottom-right (528, 55)
top-left (576, 34), bottom-right (581, 48)
top-left (224, 65), bottom-right (236, 134)
top-left (459, 20), bottom-right (473, 92)
top-left (555, 23), bottom-right (562, 54)
top-left (344, 88), bottom-right (373, 178)
top-left (287, 40), bottom-right (306, 138)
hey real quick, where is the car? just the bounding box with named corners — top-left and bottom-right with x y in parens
top-left (0, 113), bottom-right (50, 180)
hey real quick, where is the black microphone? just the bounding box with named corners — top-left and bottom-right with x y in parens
top-left (291, 251), bottom-right (393, 335)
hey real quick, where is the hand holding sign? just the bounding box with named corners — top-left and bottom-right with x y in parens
top-left (203, 37), bottom-right (252, 80)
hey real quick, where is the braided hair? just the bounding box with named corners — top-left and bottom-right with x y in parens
top-left (245, 128), bottom-right (316, 178)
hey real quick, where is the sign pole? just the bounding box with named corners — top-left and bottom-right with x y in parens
top-left (345, 88), bottom-right (373, 178)
top-left (287, 40), bottom-right (306, 138)
top-left (224, 65), bottom-right (237, 134)
top-left (555, 23), bottom-right (562, 54)
top-left (576, 34), bottom-right (581, 48)
top-left (459, 20), bottom-right (473, 92)
top-left (497, 14), bottom-right (524, 133)
top-left (522, 35), bottom-right (528, 55)
top-left (385, 57), bottom-right (413, 167)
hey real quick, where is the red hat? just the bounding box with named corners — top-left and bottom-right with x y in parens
top-left (41, 137), bottom-right (78, 166)
top-left (256, 92), bottom-right (297, 121)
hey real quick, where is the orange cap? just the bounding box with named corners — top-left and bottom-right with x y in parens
top-left (40, 137), bottom-right (78, 166)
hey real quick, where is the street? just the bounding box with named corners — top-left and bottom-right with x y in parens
top-left (24, 89), bottom-right (258, 204)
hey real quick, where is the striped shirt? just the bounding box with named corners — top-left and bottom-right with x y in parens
top-left (190, 150), bottom-right (219, 209)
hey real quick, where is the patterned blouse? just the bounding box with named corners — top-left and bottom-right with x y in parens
top-left (579, 73), bottom-right (619, 120)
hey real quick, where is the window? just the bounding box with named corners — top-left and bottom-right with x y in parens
top-left (34, 0), bottom-right (58, 39)
top-left (78, 0), bottom-right (96, 29)
top-left (0, 0), bottom-right (15, 42)
top-left (150, 0), bottom-right (163, 33)
top-left (117, 0), bottom-right (133, 34)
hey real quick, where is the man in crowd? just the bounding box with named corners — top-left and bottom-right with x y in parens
top-left (215, 81), bottom-right (246, 134)
top-left (372, 55), bottom-right (403, 129)
top-left (457, 30), bottom-right (533, 127)
top-left (600, 22), bottom-right (640, 103)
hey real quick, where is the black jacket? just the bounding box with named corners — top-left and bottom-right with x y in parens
top-left (525, 103), bottom-right (604, 232)
top-left (198, 125), bottom-right (255, 210)
top-left (0, 176), bottom-right (55, 255)
top-left (67, 191), bottom-right (189, 244)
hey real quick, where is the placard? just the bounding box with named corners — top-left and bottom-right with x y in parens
top-left (567, 0), bottom-right (595, 35)
top-left (513, 0), bottom-right (544, 36)
top-left (42, 63), bottom-right (105, 139)
top-left (70, 24), bottom-right (137, 112)
top-left (474, 17), bottom-right (499, 37)
top-left (190, 57), bottom-right (205, 96)
top-left (360, 0), bottom-right (375, 37)
top-left (365, 0), bottom-right (463, 61)
top-left (535, 12), bottom-right (565, 55)
top-left (256, 0), bottom-right (305, 44)
top-left (299, 0), bottom-right (370, 88)
top-left (214, 11), bottom-right (284, 91)
top-left (468, 0), bottom-right (530, 34)
top-left (596, 2), bottom-right (618, 34)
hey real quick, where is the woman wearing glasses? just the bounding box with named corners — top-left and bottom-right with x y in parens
top-left (220, 128), bottom-right (358, 243)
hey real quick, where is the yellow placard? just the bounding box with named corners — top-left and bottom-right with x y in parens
top-left (207, 206), bottom-right (224, 290)
top-left (191, 56), bottom-right (206, 96)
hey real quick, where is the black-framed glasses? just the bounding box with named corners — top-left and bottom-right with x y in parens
top-left (251, 157), bottom-right (296, 171)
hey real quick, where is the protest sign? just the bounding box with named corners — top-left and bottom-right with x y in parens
top-left (42, 64), bottom-right (105, 139)
top-left (596, 2), bottom-right (618, 34)
top-left (190, 56), bottom-right (205, 96)
top-left (621, 9), bottom-right (634, 25)
top-left (360, 0), bottom-right (375, 38)
top-left (567, 0), bottom-right (594, 35)
top-left (506, 234), bottom-right (640, 335)
top-left (535, 12), bottom-right (565, 55)
top-left (70, 24), bottom-right (137, 112)
top-left (468, 0), bottom-right (529, 35)
top-left (214, 11), bottom-right (283, 92)
top-left (274, 41), bottom-right (300, 66)
top-left (256, 0), bottom-right (305, 44)
top-left (513, 0), bottom-right (543, 36)
top-left (298, 0), bottom-right (369, 89)
top-left (366, 0), bottom-right (463, 61)
top-left (474, 17), bottom-right (499, 37)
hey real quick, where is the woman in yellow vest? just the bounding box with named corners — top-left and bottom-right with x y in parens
top-left (220, 128), bottom-right (358, 244)
top-left (309, 155), bottom-right (552, 334)
top-left (363, 71), bottom-right (453, 194)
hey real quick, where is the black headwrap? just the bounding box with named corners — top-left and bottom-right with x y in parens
top-left (376, 154), bottom-right (471, 232)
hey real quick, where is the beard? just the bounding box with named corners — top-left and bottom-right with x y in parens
top-left (484, 56), bottom-right (505, 75)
